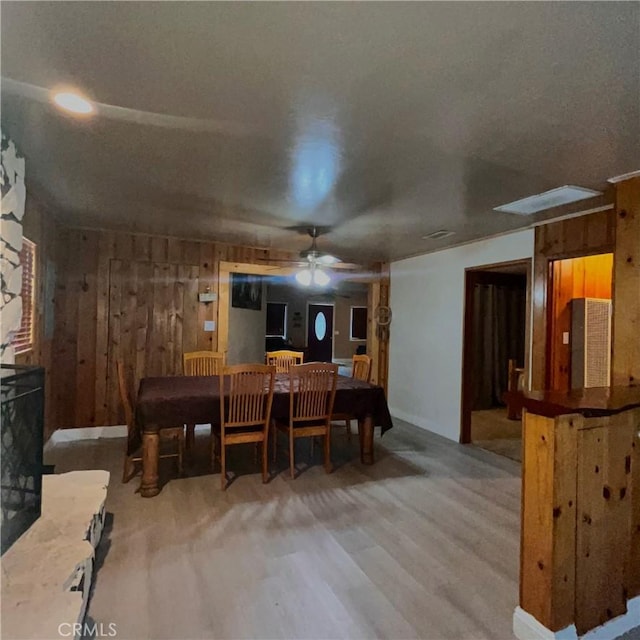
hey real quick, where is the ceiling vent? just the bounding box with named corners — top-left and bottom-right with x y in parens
top-left (423, 230), bottom-right (456, 240)
top-left (494, 186), bottom-right (602, 216)
top-left (607, 169), bottom-right (640, 184)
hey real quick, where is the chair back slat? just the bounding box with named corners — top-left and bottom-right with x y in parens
top-left (184, 351), bottom-right (225, 376)
top-left (221, 364), bottom-right (275, 429)
top-left (289, 362), bottom-right (338, 422)
top-left (352, 354), bottom-right (372, 382)
top-left (266, 349), bottom-right (304, 373)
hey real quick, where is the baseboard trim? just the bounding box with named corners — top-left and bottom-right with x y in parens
top-left (48, 425), bottom-right (128, 445)
top-left (513, 598), bottom-right (640, 640)
top-left (388, 407), bottom-right (455, 442)
top-left (47, 423), bottom-right (213, 448)
top-left (513, 608), bottom-right (577, 640)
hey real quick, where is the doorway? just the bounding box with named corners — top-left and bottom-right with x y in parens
top-left (218, 262), bottom-right (380, 379)
top-left (546, 253), bottom-right (613, 391)
top-left (307, 303), bottom-right (334, 362)
top-left (461, 259), bottom-right (532, 462)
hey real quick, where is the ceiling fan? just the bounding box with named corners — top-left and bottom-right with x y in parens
top-left (258, 226), bottom-right (358, 286)
top-left (292, 227), bottom-right (339, 286)
top-left (297, 226), bottom-right (340, 266)
top-left (284, 227), bottom-right (360, 269)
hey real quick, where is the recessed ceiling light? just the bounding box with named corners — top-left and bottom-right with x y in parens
top-left (494, 186), bottom-right (601, 216)
top-left (52, 90), bottom-right (94, 115)
top-left (422, 230), bottom-right (456, 240)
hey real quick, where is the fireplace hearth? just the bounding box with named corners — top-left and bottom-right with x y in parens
top-left (1, 364), bottom-right (45, 554)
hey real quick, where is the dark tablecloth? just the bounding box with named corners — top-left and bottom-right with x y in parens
top-left (133, 374), bottom-right (393, 454)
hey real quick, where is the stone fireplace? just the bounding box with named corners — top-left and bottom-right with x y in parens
top-left (0, 364), bottom-right (45, 554)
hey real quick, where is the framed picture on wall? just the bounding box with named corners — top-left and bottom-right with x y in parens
top-left (231, 273), bottom-right (263, 310)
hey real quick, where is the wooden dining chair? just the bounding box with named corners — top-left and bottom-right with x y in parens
top-left (272, 362), bottom-right (338, 478)
top-left (183, 351), bottom-right (226, 448)
top-left (333, 354), bottom-right (373, 442)
top-left (265, 349), bottom-right (304, 373)
top-left (505, 358), bottom-right (526, 420)
top-left (183, 350), bottom-right (226, 376)
top-left (117, 360), bottom-right (184, 484)
top-left (212, 364), bottom-right (276, 490)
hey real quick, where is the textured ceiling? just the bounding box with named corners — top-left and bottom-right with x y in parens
top-left (1, 2), bottom-right (638, 262)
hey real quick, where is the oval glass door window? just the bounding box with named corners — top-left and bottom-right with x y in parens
top-left (314, 312), bottom-right (327, 341)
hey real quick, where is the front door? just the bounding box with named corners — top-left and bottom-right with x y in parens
top-left (307, 304), bottom-right (334, 362)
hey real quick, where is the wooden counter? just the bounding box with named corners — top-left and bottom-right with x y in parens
top-left (519, 386), bottom-right (640, 635)
top-left (520, 385), bottom-right (640, 419)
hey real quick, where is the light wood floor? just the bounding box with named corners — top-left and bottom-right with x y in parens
top-left (471, 408), bottom-right (522, 463)
top-left (45, 420), bottom-right (521, 640)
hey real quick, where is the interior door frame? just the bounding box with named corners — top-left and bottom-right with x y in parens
top-left (459, 258), bottom-right (533, 444)
top-left (218, 260), bottom-right (388, 388)
top-left (305, 301), bottom-right (335, 361)
top-left (218, 261), bottom-right (295, 359)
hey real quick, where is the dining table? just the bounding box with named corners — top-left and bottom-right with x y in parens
top-left (134, 373), bottom-right (394, 497)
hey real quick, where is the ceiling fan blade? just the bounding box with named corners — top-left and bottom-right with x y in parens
top-left (284, 224), bottom-right (334, 236)
top-left (255, 257), bottom-right (304, 264)
top-left (317, 254), bottom-right (340, 265)
top-left (327, 262), bottom-right (362, 271)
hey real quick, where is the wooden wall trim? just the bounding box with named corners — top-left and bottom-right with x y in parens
top-left (377, 263), bottom-right (390, 393)
top-left (611, 176), bottom-right (640, 386)
top-left (217, 261), bottom-right (295, 358)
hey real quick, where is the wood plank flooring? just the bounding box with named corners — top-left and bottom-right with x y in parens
top-left (45, 420), bottom-right (521, 640)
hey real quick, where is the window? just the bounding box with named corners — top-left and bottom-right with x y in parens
top-left (12, 238), bottom-right (36, 354)
top-left (266, 302), bottom-right (287, 338)
top-left (350, 306), bottom-right (367, 341)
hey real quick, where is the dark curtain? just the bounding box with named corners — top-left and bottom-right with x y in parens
top-left (472, 282), bottom-right (526, 410)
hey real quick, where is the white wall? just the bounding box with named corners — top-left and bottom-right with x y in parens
top-left (388, 229), bottom-right (535, 442)
top-left (227, 283), bottom-right (267, 365)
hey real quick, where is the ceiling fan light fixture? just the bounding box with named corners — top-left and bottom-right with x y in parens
top-left (312, 268), bottom-right (331, 287)
top-left (295, 269), bottom-right (313, 286)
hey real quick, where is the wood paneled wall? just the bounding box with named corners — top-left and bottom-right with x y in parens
top-left (612, 177), bottom-right (640, 386)
top-left (15, 196), bottom-right (62, 437)
top-left (53, 229), bottom-right (299, 427)
top-left (532, 178), bottom-right (640, 392)
top-left (520, 407), bottom-right (640, 634)
top-left (531, 209), bottom-right (616, 390)
top-left (548, 253), bottom-right (613, 391)
top-left (53, 228), bottom-right (387, 428)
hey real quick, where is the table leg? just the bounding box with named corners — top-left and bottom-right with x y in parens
top-left (186, 424), bottom-right (195, 450)
top-left (140, 432), bottom-right (160, 497)
top-left (358, 415), bottom-right (375, 465)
